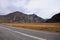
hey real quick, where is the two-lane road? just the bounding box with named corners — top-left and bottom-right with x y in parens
top-left (0, 25), bottom-right (60, 40)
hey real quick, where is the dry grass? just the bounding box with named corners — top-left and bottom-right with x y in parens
top-left (2, 23), bottom-right (60, 33)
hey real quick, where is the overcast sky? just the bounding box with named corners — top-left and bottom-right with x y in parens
top-left (0, 0), bottom-right (60, 19)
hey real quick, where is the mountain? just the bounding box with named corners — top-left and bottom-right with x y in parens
top-left (0, 11), bottom-right (45, 23)
top-left (46, 13), bottom-right (60, 23)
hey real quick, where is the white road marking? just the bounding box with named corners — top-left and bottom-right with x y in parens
top-left (1, 26), bottom-right (47, 40)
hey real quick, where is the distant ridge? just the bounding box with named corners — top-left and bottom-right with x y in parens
top-left (46, 13), bottom-right (60, 23)
top-left (0, 11), bottom-right (45, 23)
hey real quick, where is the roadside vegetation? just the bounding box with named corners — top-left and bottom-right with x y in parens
top-left (2, 23), bottom-right (60, 33)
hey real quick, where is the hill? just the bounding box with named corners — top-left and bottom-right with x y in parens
top-left (46, 13), bottom-right (60, 23)
top-left (0, 11), bottom-right (45, 23)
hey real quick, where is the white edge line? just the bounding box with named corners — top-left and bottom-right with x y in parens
top-left (2, 27), bottom-right (47, 40)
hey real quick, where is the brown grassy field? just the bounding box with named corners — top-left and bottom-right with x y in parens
top-left (2, 23), bottom-right (60, 33)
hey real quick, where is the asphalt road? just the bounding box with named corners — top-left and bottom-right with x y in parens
top-left (0, 25), bottom-right (60, 40)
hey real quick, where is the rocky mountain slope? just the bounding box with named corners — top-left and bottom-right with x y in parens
top-left (0, 11), bottom-right (45, 23)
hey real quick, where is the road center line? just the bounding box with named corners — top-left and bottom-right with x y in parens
top-left (2, 26), bottom-right (47, 40)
